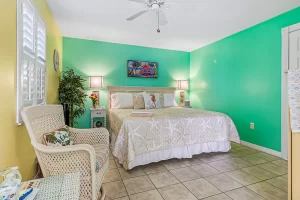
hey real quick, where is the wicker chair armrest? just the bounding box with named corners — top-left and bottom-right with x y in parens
top-left (69, 127), bottom-right (109, 145)
top-left (32, 143), bottom-right (97, 174)
top-left (32, 142), bottom-right (95, 155)
top-left (32, 143), bottom-right (98, 199)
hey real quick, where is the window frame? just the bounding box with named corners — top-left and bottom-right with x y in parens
top-left (16, 0), bottom-right (47, 125)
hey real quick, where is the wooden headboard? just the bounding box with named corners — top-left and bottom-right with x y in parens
top-left (107, 86), bottom-right (176, 109)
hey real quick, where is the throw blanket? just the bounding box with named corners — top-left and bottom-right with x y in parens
top-left (111, 108), bottom-right (240, 169)
top-left (288, 69), bottom-right (300, 133)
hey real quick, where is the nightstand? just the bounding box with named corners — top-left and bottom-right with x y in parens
top-left (90, 108), bottom-right (106, 128)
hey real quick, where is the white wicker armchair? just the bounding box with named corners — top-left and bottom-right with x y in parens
top-left (21, 105), bottom-right (109, 200)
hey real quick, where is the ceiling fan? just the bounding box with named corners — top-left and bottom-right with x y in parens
top-left (126, 0), bottom-right (199, 32)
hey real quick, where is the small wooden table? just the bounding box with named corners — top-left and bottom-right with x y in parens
top-left (22, 173), bottom-right (80, 200)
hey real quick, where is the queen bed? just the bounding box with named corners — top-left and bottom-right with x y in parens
top-left (108, 86), bottom-right (240, 170)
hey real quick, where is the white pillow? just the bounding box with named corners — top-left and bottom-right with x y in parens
top-left (164, 94), bottom-right (178, 107)
top-left (143, 93), bottom-right (161, 109)
top-left (111, 93), bottom-right (133, 109)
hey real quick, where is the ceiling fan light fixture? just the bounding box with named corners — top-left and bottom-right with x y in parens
top-left (152, 3), bottom-right (160, 9)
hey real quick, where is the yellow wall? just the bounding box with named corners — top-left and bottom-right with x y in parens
top-left (0, 0), bottom-right (62, 181)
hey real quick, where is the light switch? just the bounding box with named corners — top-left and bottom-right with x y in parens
top-left (250, 122), bottom-right (255, 129)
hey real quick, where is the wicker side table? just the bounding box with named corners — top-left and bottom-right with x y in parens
top-left (22, 173), bottom-right (80, 200)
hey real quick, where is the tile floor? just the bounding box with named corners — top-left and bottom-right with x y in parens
top-left (103, 142), bottom-right (288, 200)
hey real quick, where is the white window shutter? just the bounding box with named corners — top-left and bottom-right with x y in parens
top-left (36, 16), bottom-right (46, 62)
top-left (36, 15), bottom-right (46, 105)
top-left (16, 0), bottom-right (47, 124)
top-left (22, 1), bottom-right (35, 55)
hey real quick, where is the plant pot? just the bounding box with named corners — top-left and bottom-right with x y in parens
top-left (61, 103), bottom-right (70, 126)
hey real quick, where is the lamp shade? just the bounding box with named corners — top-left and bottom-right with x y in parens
top-left (177, 80), bottom-right (189, 90)
top-left (88, 76), bottom-right (104, 88)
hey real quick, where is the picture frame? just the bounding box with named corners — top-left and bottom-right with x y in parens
top-left (127, 60), bottom-right (158, 78)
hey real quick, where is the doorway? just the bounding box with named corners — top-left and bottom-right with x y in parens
top-left (281, 22), bottom-right (300, 160)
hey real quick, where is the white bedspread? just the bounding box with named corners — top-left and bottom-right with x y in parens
top-left (110, 107), bottom-right (240, 169)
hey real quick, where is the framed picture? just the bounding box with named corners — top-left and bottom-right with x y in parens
top-left (127, 60), bottom-right (158, 78)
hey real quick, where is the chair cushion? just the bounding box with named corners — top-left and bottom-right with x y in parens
top-left (92, 144), bottom-right (109, 172)
top-left (42, 125), bottom-right (73, 147)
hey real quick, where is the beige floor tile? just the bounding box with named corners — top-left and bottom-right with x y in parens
top-left (109, 159), bottom-right (117, 169)
top-left (118, 166), bottom-right (145, 179)
top-left (272, 160), bottom-right (288, 168)
top-left (102, 181), bottom-right (128, 199)
top-left (255, 152), bottom-right (280, 161)
top-left (228, 148), bottom-right (238, 153)
top-left (231, 142), bottom-right (242, 149)
top-left (224, 157), bottom-right (252, 169)
top-left (205, 174), bottom-right (243, 192)
top-left (148, 171), bottom-right (180, 188)
top-left (183, 178), bottom-right (222, 199)
top-left (158, 183), bottom-right (197, 200)
top-left (266, 176), bottom-right (288, 192)
top-left (170, 167), bottom-right (201, 182)
top-left (207, 160), bottom-right (236, 172)
top-left (235, 147), bottom-right (256, 152)
top-left (129, 190), bottom-right (163, 200)
top-left (113, 197), bottom-right (129, 200)
top-left (109, 151), bottom-right (114, 160)
top-left (141, 162), bottom-right (168, 174)
top-left (181, 157), bottom-right (204, 166)
top-left (203, 152), bottom-right (235, 163)
top-left (229, 147), bottom-right (257, 157)
top-left (161, 159), bottom-right (186, 170)
top-left (242, 166), bottom-right (278, 180)
top-left (225, 187), bottom-right (265, 200)
top-left (123, 175), bottom-right (155, 195)
top-left (247, 182), bottom-right (287, 200)
top-left (103, 168), bottom-right (122, 183)
top-left (258, 162), bottom-right (287, 175)
top-left (225, 170), bottom-right (261, 186)
top-left (190, 164), bottom-right (220, 177)
top-left (241, 154), bottom-right (269, 165)
top-left (115, 159), bottom-right (123, 168)
top-left (202, 193), bottom-right (232, 200)
top-left (195, 153), bottom-right (213, 162)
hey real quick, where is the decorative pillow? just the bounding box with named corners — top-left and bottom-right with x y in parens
top-left (164, 94), bottom-right (178, 107)
top-left (133, 93), bottom-right (145, 109)
top-left (159, 93), bottom-right (165, 108)
top-left (111, 93), bottom-right (133, 109)
top-left (143, 93), bottom-right (161, 109)
top-left (42, 126), bottom-right (73, 147)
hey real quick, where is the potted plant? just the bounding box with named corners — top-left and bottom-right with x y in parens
top-left (58, 69), bottom-right (87, 127)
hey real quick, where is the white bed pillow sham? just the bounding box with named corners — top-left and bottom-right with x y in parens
top-left (111, 93), bottom-right (133, 109)
top-left (164, 94), bottom-right (178, 107)
top-left (143, 93), bottom-right (161, 109)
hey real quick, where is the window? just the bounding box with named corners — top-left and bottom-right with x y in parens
top-left (16, 0), bottom-right (46, 124)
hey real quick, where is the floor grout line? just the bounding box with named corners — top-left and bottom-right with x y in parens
top-left (106, 143), bottom-right (287, 200)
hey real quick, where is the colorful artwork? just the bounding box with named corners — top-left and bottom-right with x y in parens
top-left (127, 60), bottom-right (158, 78)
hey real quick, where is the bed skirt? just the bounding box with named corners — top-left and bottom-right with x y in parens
top-left (110, 131), bottom-right (231, 169)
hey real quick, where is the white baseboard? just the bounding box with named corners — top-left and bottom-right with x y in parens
top-left (240, 140), bottom-right (282, 158)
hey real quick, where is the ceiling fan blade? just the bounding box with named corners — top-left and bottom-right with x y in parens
top-left (129, 0), bottom-right (148, 4)
top-left (158, 10), bottom-right (168, 25)
top-left (126, 10), bottom-right (149, 21)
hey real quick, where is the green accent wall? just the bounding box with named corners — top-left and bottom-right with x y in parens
top-left (190, 7), bottom-right (300, 152)
top-left (63, 37), bottom-right (190, 128)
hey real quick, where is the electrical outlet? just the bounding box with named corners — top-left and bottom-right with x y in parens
top-left (250, 122), bottom-right (255, 130)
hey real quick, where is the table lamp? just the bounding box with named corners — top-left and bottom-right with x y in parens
top-left (177, 80), bottom-right (189, 107)
top-left (88, 76), bottom-right (104, 107)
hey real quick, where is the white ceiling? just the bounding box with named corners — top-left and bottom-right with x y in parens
top-left (47, 0), bottom-right (300, 52)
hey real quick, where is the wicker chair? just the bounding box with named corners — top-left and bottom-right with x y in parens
top-left (21, 105), bottom-right (109, 200)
